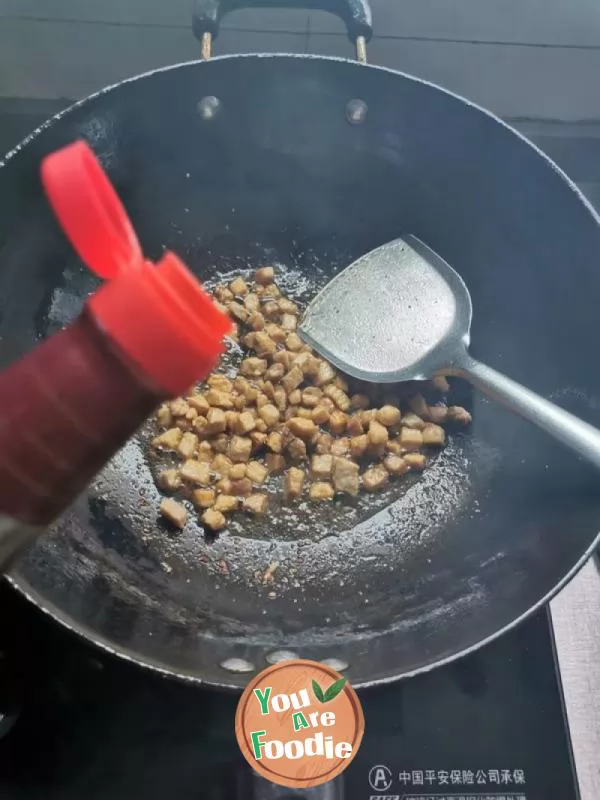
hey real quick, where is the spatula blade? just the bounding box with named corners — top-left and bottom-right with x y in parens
top-left (299, 236), bottom-right (462, 383)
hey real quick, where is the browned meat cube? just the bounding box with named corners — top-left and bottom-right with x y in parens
top-left (234, 411), bottom-right (256, 435)
top-left (282, 366), bottom-right (303, 394)
top-left (285, 333), bottom-right (303, 352)
top-left (368, 420), bottom-right (389, 447)
top-left (330, 438), bottom-right (350, 457)
top-left (386, 438), bottom-right (404, 456)
top-left (448, 406), bottom-right (472, 425)
top-left (254, 332), bottom-right (277, 357)
top-left (156, 404), bottom-right (173, 429)
top-left (255, 266), bottom-right (275, 285)
top-left (244, 293), bottom-right (260, 313)
top-left (193, 416), bottom-right (208, 436)
top-left (259, 404), bottom-right (280, 427)
top-left (160, 498), bottom-right (188, 528)
top-left (332, 457), bottom-right (359, 496)
top-left (240, 357), bottom-right (268, 378)
top-left (323, 384), bottom-right (350, 411)
top-left (309, 482), bottom-right (335, 501)
top-left (288, 389), bottom-right (302, 406)
top-left (329, 411), bottom-right (347, 435)
top-left (362, 466), bottom-right (389, 492)
top-left (152, 427), bottom-right (183, 451)
top-left (197, 441), bottom-right (213, 462)
top-left (404, 453), bottom-right (427, 470)
top-left (428, 404), bottom-right (449, 424)
top-left (315, 360), bottom-right (336, 387)
top-left (311, 453), bottom-right (333, 479)
top-left (249, 311), bottom-right (266, 330)
top-left (265, 362), bottom-right (285, 382)
top-left (346, 415), bottom-right (364, 436)
top-left (212, 453), bottom-right (233, 476)
top-left (246, 460), bottom-right (269, 484)
top-left (192, 488), bottom-right (216, 508)
top-left (287, 437), bottom-right (307, 461)
top-left (201, 508), bottom-right (227, 531)
top-left (311, 405), bottom-right (330, 425)
top-left (206, 408), bottom-right (227, 435)
top-left (229, 436), bottom-right (253, 463)
top-left (288, 417), bottom-right (317, 440)
top-left (177, 432), bottom-right (198, 459)
top-left (284, 466), bottom-right (305, 499)
top-left (376, 405), bottom-right (401, 427)
top-left (400, 427), bottom-right (423, 450)
top-left (263, 300), bottom-right (280, 319)
top-left (422, 424), bottom-right (446, 446)
top-left (214, 284), bottom-right (234, 303)
top-left (384, 454), bottom-right (409, 475)
top-left (302, 387), bottom-right (322, 408)
top-left (265, 453), bottom-right (286, 474)
top-left (187, 393), bottom-right (210, 415)
top-left (402, 413), bottom-right (426, 430)
top-left (214, 494), bottom-right (239, 513)
top-left (207, 375), bottom-right (233, 392)
top-left (230, 477), bottom-right (253, 496)
top-left (158, 469), bottom-right (182, 491)
top-left (215, 477), bottom-right (233, 493)
top-left (229, 276), bottom-right (248, 296)
top-left (281, 313), bottom-right (297, 331)
top-left (265, 323), bottom-right (287, 344)
top-left (266, 431), bottom-right (284, 453)
top-left (250, 431), bottom-right (268, 450)
top-left (228, 463), bottom-right (247, 480)
top-left (243, 494), bottom-right (269, 515)
top-left (227, 301), bottom-right (248, 322)
top-left (349, 434), bottom-right (368, 458)
top-left (315, 432), bottom-right (333, 454)
top-left (211, 433), bottom-right (229, 454)
top-left (170, 398), bottom-right (189, 417)
top-left (180, 459), bottom-right (211, 485)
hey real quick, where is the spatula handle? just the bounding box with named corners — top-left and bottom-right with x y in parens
top-left (458, 357), bottom-right (600, 470)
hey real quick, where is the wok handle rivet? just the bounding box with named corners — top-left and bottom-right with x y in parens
top-left (346, 99), bottom-right (368, 125)
top-left (197, 95), bottom-right (221, 120)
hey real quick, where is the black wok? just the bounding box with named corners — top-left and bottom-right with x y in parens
top-left (1, 0), bottom-right (600, 691)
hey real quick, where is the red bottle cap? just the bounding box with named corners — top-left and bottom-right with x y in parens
top-left (40, 140), bottom-right (232, 395)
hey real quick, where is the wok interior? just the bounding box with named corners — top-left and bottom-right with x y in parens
top-left (1, 56), bottom-right (600, 688)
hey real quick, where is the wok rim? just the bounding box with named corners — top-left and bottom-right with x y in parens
top-left (3, 52), bottom-right (600, 690)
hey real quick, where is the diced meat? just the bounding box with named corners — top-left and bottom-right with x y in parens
top-left (206, 408), bottom-right (227, 435)
top-left (362, 466), bottom-right (389, 492)
top-left (332, 457), bottom-right (359, 496)
top-left (192, 488), bottom-right (216, 508)
top-left (158, 469), bottom-right (182, 491)
top-left (160, 498), bottom-right (188, 528)
top-left (403, 453), bottom-right (427, 470)
top-left (311, 454), bottom-right (333, 479)
top-left (201, 508), bottom-right (227, 531)
top-left (177, 432), bottom-right (198, 459)
top-left (448, 406), bottom-right (472, 425)
top-left (255, 266), bottom-right (275, 285)
top-left (214, 494), bottom-right (239, 513)
top-left (229, 436), bottom-right (253, 463)
top-left (284, 466), bottom-right (305, 499)
top-left (180, 459), bottom-right (211, 485)
top-left (376, 405), bottom-right (401, 427)
top-left (400, 427), bottom-right (423, 450)
top-left (152, 427), bottom-right (182, 450)
top-left (246, 460), bottom-right (269, 484)
top-left (309, 482), bottom-right (335, 501)
top-left (384, 455), bottom-right (409, 475)
top-left (422, 424), bottom-right (446, 446)
top-left (287, 417), bottom-right (317, 440)
top-left (243, 494), bottom-right (269, 515)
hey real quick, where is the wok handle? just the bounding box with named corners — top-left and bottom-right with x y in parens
top-left (192, 0), bottom-right (372, 61)
top-left (456, 356), bottom-right (600, 471)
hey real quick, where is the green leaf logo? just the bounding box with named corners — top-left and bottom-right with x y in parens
top-left (312, 679), bottom-right (325, 703)
top-left (312, 677), bottom-right (347, 703)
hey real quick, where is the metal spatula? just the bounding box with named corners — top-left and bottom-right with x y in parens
top-left (299, 235), bottom-right (600, 469)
